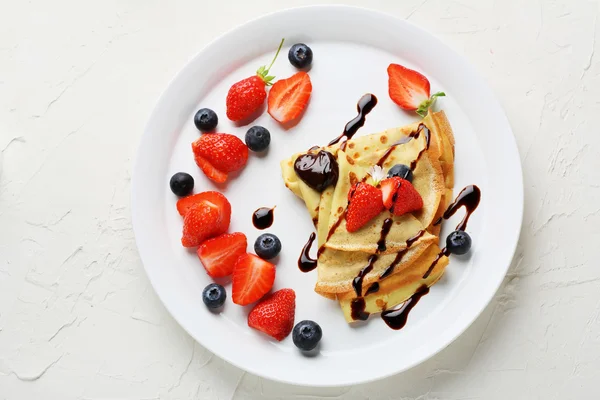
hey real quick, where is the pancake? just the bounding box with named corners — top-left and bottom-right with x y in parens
top-left (280, 111), bottom-right (455, 323)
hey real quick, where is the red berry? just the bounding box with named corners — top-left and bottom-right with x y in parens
top-left (380, 177), bottom-right (403, 209)
top-left (176, 191), bottom-right (231, 218)
top-left (192, 134), bottom-right (249, 183)
top-left (388, 63), bottom-right (430, 111)
top-left (181, 200), bottom-right (229, 247)
top-left (267, 72), bottom-right (312, 123)
top-left (232, 253), bottom-right (276, 306)
top-left (389, 179), bottom-right (424, 216)
top-left (248, 289), bottom-right (296, 341)
top-left (197, 232), bottom-right (247, 278)
top-left (346, 183), bottom-right (384, 233)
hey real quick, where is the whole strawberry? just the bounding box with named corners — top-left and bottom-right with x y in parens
top-left (248, 289), bottom-right (296, 341)
top-left (346, 182), bottom-right (384, 233)
top-left (226, 39), bottom-right (285, 122)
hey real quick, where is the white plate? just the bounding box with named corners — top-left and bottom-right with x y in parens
top-left (132, 5), bottom-right (523, 387)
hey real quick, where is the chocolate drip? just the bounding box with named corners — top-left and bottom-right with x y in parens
top-left (376, 124), bottom-right (430, 167)
top-left (381, 285), bottom-right (430, 330)
top-left (298, 232), bottom-right (318, 272)
top-left (377, 218), bottom-right (394, 252)
top-left (433, 185), bottom-right (481, 231)
top-left (379, 230), bottom-right (426, 279)
top-left (350, 297), bottom-right (370, 321)
top-left (294, 150), bottom-right (339, 192)
top-left (329, 94), bottom-right (378, 146)
top-left (352, 255), bottom-right (378, 297)
top-left (252, 207), bottom-right (275, 230)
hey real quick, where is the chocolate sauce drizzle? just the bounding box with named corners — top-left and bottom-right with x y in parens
top-left (294, 150), bottom-right (339, 193)
top-left (376, 124), bottom-right (430, 168)
top-left (352, 255), bottom-right (378, 297)
top-left (377, 218), bottom-right (394, 252)
top-left (422, 248), bottom-right (451, 279)
top-left (328, 94), bottom-right (378, 146)
top-left (365, 282), bottom-right (380, 295)
top-left (433, 185), bottom-right (481, 231)
top-left (252, 207), bottom-right (275, 230)
top-left (381, 285), bottom-right (430, 330)
top-left (298, 232), bottom-right (318, 273)
top-left (350, 297), bottom-right (370, 321)
top-left (379, 230), bottom-right (426, 279)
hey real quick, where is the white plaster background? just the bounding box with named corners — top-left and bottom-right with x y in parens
top-left (1, 0), bottom-right (598, 398)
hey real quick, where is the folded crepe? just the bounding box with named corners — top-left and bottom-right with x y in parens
top-left (281, 111), bottom-right (455, 322)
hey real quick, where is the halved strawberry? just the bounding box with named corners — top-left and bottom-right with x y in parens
top-left (387, 63), bottom-right (445, 117)
top-left (380, 177), bottom-right (402, 209)
top-left (192, 134), bottom-right (249, 183)
top-left (248, 289), bottom-right (296, 341)
top-left (197, 232), bottom-right (247, 278)
top-left (346, 183), bottom-right (384, 233)
top-left (181, 201), bottom-right (228, 247)
top-left (194, 155), bottom-right (228, 183)
top-left (389, 179), bottom-right (424, 216)
top-left (232, 253), bottom-right (276, 305)
top-left (176, 191), bottom-right (231, 217)
top-left (267, 71), bottom-right (312, 123)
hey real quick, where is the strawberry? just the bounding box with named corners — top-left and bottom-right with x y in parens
top-left (232, 253), bottom-right (276, 305)
top-left (226, 39), bottom-right (285, 122)
top-left (192, 134), bottom-right (249, 183)
top-left (248, 289), bottom-right (296, 341)
top-left (176, 191), bottom-right (231, 218)
top-left (389, 179), bottom-right (424, 216)
top-left (387, 63), bottom-right (445, 117)
top-left (267, 71), bottom-right (312, 123)
top-left (181, 200), bottom-right (229, 247)
top-left (346, 183), bottom-right (384, 233)
top-left (197, 232), bottom-right (247, 278)
top-left (380, 177), bottom-right (403, 209)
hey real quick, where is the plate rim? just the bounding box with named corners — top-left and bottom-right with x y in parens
top-left (131, 4), bottom-right (524, 387)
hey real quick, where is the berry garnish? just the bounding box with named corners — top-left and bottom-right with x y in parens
top-left (346, 182), bottom-right (384, 233)
top-left (248, 289), bottom-right (296, 341)
top-left (202, 283), bottom-right (226, 309)
top-left (292, 320), bottom-right (322, 351)
top-left (176, 191), bottom-right (231, 220)
top-left (387, 63), bottom-right (445, 117)
top-left (192, 133), bottom-right (249, 183)
top-left (267, 71), bottom-right (312, 123)
top-left (387, 164), bottom-right (413, 182)
top-left (194, 108), bottom-right (218, 132)
top-left (254, 233), bottom-right (281, 260)
top-left (226, 39), bottom-right (285, 122)
top-left (380, 177), bottom-right (402, 209)
top-left (169, 172), bottom-right (194, 197)
top-left (181, 199), bottom-right (230, 247)
top-left (388, 179), bottom-right (423, 216)
top-left (446, 231), bottom-right (472, 255)
top-left (232, 253), bottom-right (276, 306)
top-left (288, 43), bottom-right (313, 69)
top-left (245, 126), bottom-right (271, 152)
top-left (197, 232), bottom-right (247, 278)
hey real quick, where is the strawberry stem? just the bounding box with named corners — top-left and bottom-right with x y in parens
top-left (416, 92), bottom-right (446, 117)
top-left (257, 38), bottom-right (285, 85)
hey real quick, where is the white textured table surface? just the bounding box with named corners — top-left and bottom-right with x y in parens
top-left (1, 0), bottom-right (598, 398)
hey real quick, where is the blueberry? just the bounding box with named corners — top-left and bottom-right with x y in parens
top-left (169, 172), bottom-right (194, 197)
top-left (194, 108), bottom-right (218, 132)
top-left (288, 43), bottom-right (313, 69)
top-left (245, 126), bottom-right (271, 152)
top-left (293, 320), bottom-right (322, 351)
top-left (446, 230), bottom-right (472, 255)
top-left (387, 164), bottom-right (413, 182)
top-left (254, 233), bottom-right (281, 260)
top-left (202, 283), bottom-right (226, 309)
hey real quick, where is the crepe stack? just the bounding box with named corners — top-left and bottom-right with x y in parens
top-left (281, 111), bottom-right (455, 322)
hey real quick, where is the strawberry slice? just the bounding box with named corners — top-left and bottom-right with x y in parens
top-left (380, 177), bottom-right (403, 209)
top-left (232, 253), bottom-right (276, 305)
top-left (389, 179), bottom-right (424, 216)
top-left (194, 155), bottom-right (228, 183)
top-left (248, 289), bottom-right (296, 341)
top-left (176, 191), bottom-right (231, 218)
top-left (197, 232), bottom-right (247, 278)
top-left (267, 71), bottom-right (312, 123)
top-left (181, 201), bottom-right (228, 247)
top-left (387, 63), bottom-right (445, 117)
top-left (192, 133), bottom-right (249, 183)
top-left (346, 183), bottom-right (384, 233)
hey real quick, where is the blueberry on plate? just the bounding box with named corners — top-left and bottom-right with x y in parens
top-left (288, 43), bottom-right (313, 69)
top-left (293, 320), bottom-right (322, 351)
top-left (202, 283), bottom-right (226, 309)
top-left (254, 233), bottom-right (281, 260)
top-left (446, 230), bottom-right (472, 255)
top-left (387, 164), bottom-right (413, 182)
top-left (245, 126), bottom-right (271, 152)
top-left (194, 108), bottom-right (218, 132)
top-left (169, 172), bottom-right (194, 197)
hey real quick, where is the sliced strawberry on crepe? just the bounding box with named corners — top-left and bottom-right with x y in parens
top-left (267, 71), bottom-right (312, 123)
top-left (389, 178), bottom-right (424, 216)
top-left (387, 63), bottom-right (445, 117)
top-left (197, 232), bottom-right (247, 278)
top-left (345, 182), bottom-right (384, 233)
